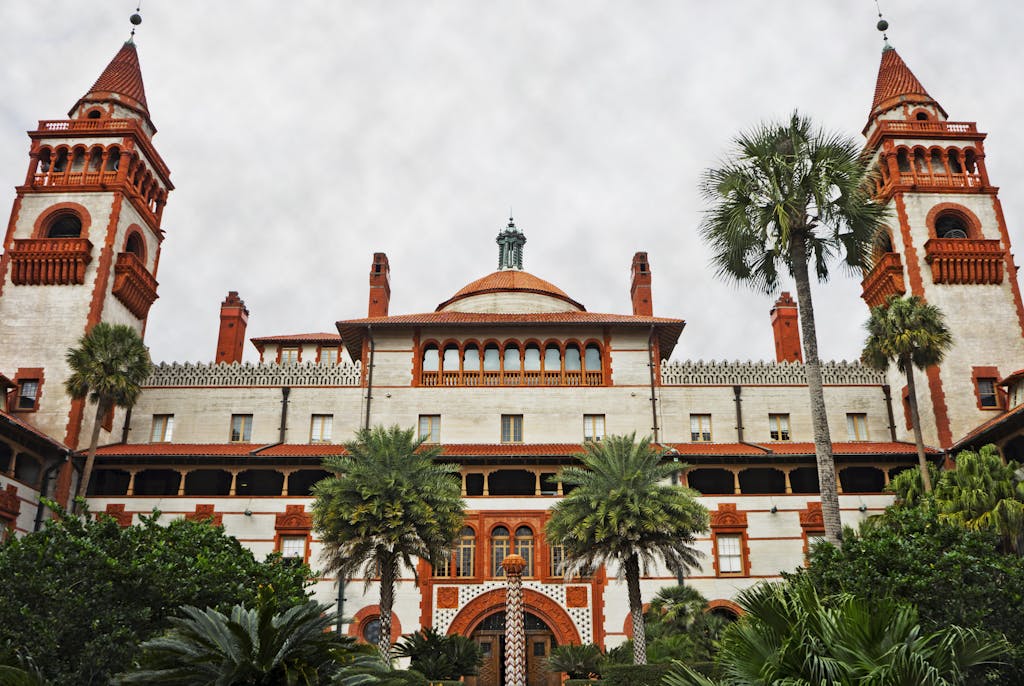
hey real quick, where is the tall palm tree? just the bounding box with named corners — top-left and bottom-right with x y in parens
top-left (700, 112), bottom-right (887, 544)
top-left (545, 433), bottom-right (708, 665)
top-left (65, 322), bottom-right (151, 503)
top-left (862, 295), bottom-right (952, 493)
top-left (664, 580), bottom-right (1006, 686)
top-left (311, 425), bottom-right (464, 661)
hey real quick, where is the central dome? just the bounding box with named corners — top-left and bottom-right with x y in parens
top-left (436, 270), bottom-right (586, 313)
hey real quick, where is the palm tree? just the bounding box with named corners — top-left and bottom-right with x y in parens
top-left (862, 294), bottom-right (952, 493)
top-left (545, 433), bottom-right (708, 665)
top-left (311, 425), bottom-right (464, 661)
top-left (65, 322), bottom-right (151, 503)
top-left (113, 592), bottom-right (354, 685)
top-left (664, 580), bottom-right (1006, 686)
top-left (701, 113), bottom-right (887, 544)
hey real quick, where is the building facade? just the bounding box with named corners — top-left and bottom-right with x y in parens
top-left (2, 37), bottom-right (1024, 686)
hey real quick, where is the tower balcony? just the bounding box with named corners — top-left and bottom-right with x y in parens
top-left (111, 252), bottom-right (159, 319)
top-left (893, 172), bottom-right (983, 190)
top-left (861, 252), bottom-right (906, 308)
top-left (924, 238), bottom-right (1004, 285)
top-left (8, 238), bottom-right (93, 285)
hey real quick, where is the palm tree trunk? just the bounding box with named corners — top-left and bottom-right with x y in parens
top-left (790, 235), bottom-right (842, 545)
top-left (74, 399), bottom-right (108, 510)
top-left (903, 354), bottom-right (933, 493)
top-left (377, 553), bottom-right (396, 662)
top-left (624, 553), bottom-right (647, 665)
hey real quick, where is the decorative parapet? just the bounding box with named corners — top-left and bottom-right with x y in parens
top-left (111, 252), bottom-right (158, 318)
top-left (861, 252), bottom-right (906, 309)
top-left (145, 360), bottom-right (362, 387)
top-left (660, 359), bottom-right (885, 386)
top-left (924, 238), bottom-right (1004, 285)
top-left (9, 238), bottom-right (92, 285)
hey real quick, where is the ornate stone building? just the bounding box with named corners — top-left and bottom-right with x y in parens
top-left (2, 35), bottom-right (1024, 686)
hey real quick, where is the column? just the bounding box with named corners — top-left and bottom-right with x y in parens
top-left (125, 470), bottom-right (137, 497)
top-left (502, 554), bottom-right (527, 686)
top-left (177, 470), bottom-right (187, 496)
top-left (783, 468), bottom-right (793, 495)
top-left (228, 470), bottom-right (238, 496)
top-left (732, 469), bottom-right (741, 495)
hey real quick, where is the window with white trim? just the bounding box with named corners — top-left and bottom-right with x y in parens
top-left (716, 534), bottom-right (743, 574)
top-left (150, 414), bottom-right (174, 442)
top-left (279, 535), bottom-right (306, 561)
top-left (310, 414), bottom-right (333, 443)
top-left (769, 413), bottom-right (790, 441)
top-left (690, 414), bottom-right (712, 442)
top-left (583, 414), bottom-right (605, 442)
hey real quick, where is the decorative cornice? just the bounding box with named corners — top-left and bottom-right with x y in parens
top-left (145, 360), bottom-right (362, 387)
top-left (660, 360), bottom-right (885, 386)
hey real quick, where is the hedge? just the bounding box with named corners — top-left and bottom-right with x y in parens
top-left (600, 663), bottom-right (671, 686)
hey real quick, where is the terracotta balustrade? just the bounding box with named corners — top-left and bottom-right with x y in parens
top-left (861, 252), bottom-right (906, 308)
top-left (419, 368), bottom-right (602, 387)
top-left (875, 120), bottom-right (977, 135)
top-left (111, 252), bottom-right (159, 318)
top-left (36, 118), bottom-right (139, 133)
top-left (895, 172), bottom-right (982, 189)
top-left (9, 238), bottom-right (92, 285)
top-left (32, 170), bottom-right (119, 187)
top-left (924, 238), bottom-right (1004, 285)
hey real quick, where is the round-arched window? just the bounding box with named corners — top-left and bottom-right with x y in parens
top-left (935, 212), bottom-right (969, 239)
top-left (46, 212), bottom-right (82, 238)
top-left (361, 618), bottom-right (381, 645)
top-left (125, 232), bottom-right (145, 260)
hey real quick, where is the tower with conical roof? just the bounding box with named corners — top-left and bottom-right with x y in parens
top-left (0, 37), bottom-right (173, 491)
top-left (860, 41), bottom-right (1024, 449)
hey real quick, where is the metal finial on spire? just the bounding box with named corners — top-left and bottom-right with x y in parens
top-left (874, 0), bottom-right (891, 49)
top-left (496, 215), bottom-right (526, 270)
top-left (129, 1), bottom-right (143, 42)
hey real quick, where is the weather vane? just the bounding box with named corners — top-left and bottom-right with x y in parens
top-left (129, 1), bottom-right (143, 41)
top-left (874, 0), bottom-right (890, 45)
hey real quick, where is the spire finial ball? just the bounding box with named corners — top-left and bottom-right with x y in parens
top-left (130, 13), bottom-right (143, 26)
top-left (877, 19), bottom-right (889, 32)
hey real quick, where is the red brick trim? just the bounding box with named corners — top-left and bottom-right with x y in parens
top-left (926, 366), bottom-right (954, 448)
top-left (622, 602), bottom-right (651, 639)
top-left (991, 196), bottom-right (1024, 338)
top-left (798, 501), bottom-right (826, 560)
top-left (102, 502), bottom-right (133, 527)
top-left (446, 588), bottom-right (581, 645)
top-left (894, 194), bottom-right (925, 297)
top-left (185, 503), bottom-right (223, 527)
top-left (0, 195), bottom-right (25, 300)
top-left (9, 368), bottom-right (44, 413)
top-left (349, 605), bottom-right (402, 643)
top-left (706, 598), bottom-right (743, 618)
top-left (274, 504), bottom-right (312, 563)
top-left (710, 503), bottom-right (750, 577)
top-left (31, 201), bottom-right (92, 239)
top-left (122, 224), bottom-right (147, 265)
top-left (971, 366), bottom-right (1004, 411)
top-left (925, 202), bottom-right (983, 240)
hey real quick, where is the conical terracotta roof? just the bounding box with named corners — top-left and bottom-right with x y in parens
top-left (436, 270), bottom-right (585, 312)
top-left (868, 47), bottom-right (944, 121)
top-left (71, 41), bottom-right (149, 117)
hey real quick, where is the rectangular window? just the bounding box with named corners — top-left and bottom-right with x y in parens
top-left (419, 414), bottom-right (441, 443)
top-left (716, 534), bottom-right (743, 574)
top-left (150, 414), bottom-right (174, 442)
top-left (320, 347), bottom-right (339, 364)
top-left (280, 346), bottom-right (299, 364)
top-left (977, 378), bottom-right (999, 408)
top-left (230, 414), bottom-right (253, 442)
top-left (456, 531), bottom-right (475, 578)
top-left (583, 414), bottom-right (605, 442)
top-left (501, 414), bottom-right (523, 443)
top-left (549, 543), bottom-right (565, 577)
top-left (433, 553), bottom-right (451, 578)
top-left (310, 414), bottom-right (333, 443)
top-left (16, 380), bottom-right (39, 411)
top-left (690, 414), bottom-right (712, 442)
top-left (279, 535), bottom-right (306, 562)
top-left (769, 413), bottom-right (790, 441)
top-left (846, 413), bottom-right (868, 441)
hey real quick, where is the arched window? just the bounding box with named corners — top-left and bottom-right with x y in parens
top-left (361, 618), bottom-right (381, 645)
top-left (422, 345), bottom-right (439, 371)
top-left (46, 212), bottom-right (82, 238)
top-left (463, 344), bottom-right (481, 383)
top-left (70, 148), bottom-right (86, 172)
top-left (86, 108), bottom-right (103, 120)
top-left (514, 526), bottom-right (534, 577)
top-left (88, 146), bottom-right (104, 172)
top-left (896, 148), bottom-right (911, 173)
top-left (543, 344), bottom-right (560, 370)
top-left (104, 146), bottom-right (120, 172)
top-left (930, 149), bottom-right (945, 175)
top-left (483, 344), bottom-right (500, 371)
top-left (585, 344), bottom-right (602, 371)
top-left (935, 212), bottom-right (969, 239)
top-left (491, 526), bottom-right (510, 577)
top-left (524, 344), bottom-right (541, 371)
top-left (564, 344), bottom-right (582, 371)
top-left (947, 149), bottom-right (963, 174)
top-left (456, 526), bottom-right (476, 578)
top-left (442, 345), bottom-right (459, 371)
top-left (125, 232), bottom-right (145, 261)
top-left (503, 345), bottom-right (521, 371)
top-left (964, 148), bottom-right (978, 174)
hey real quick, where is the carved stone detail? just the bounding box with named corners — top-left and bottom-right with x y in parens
top-left (565, 586), bottom-right (588, 608)
top-left (710, 502), bottom-right (748, 529)
top-left (185, 503), bottom-right (223, 527)
top-left (101, 502), bottom-right (133, 528)
top-left (437, 586), bottom-right (459, 609)
top-left (146, 360), bottom-right (362, 388)
top-left (660, 359), bottom-right (884, 386)
top-left (275, 504), bottom-right (312, 532)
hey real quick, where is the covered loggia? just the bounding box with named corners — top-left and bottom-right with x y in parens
top-left (738, 467), bottom-right (787, 494)
top-left (288, 469), bottom-right (332, 496)
top-left (133, 469), bottom-right (181, 496)
top-left (686, 468), bottom-right (735, 495)
top-left (184, 469), bottom-right (232, 496)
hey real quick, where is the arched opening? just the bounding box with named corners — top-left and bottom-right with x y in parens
top-left (70, 147), bottom-right (86, 172)
top-left (125, 232), bottom-right (145, 261)
top-left (465, 473), bottom-right (484, 496)
top-left (422, 344), bottom-right (439, 372)
top-left (442, 345), bottom-right (460, 373)
top-left (964, 148), bottom-right (978, 174)
top-left (896, 148), bottom-right (911, 173)
top-left (840, 466), bottom-right (886, 493)
top-left (738, 468), bottom-right (786, 494)
top-left (1004, 436), bottom-right (1024, 464)
top-left (930, 148), bottom-right (945, 175)
top-left (515, 526), bottom-right (535, 577)
top-left (686, 468), bottom-right (735, 495)
top-left (86, 108), bottom-right (103, 119)
top-left (288, 469), bottom-right (331, 496)
top-left (915, 110), bottom-right (930, 121)
top-left (13, 455), bottom-right (41, 487)
top-left (585, 344), bottom-right (601, 371)
top-left (184, 470), bottom-right (232, 496)
top-left (88, 469), bottom-right (130, 496)
top-left (133, 469), bottom-right (181, 496)
top-left (935, 211), bottom-right (970, 239)
top-left (483, 344), bottom-right (500, 372)
top-left (871, 228), bottom-right (894, 264)
top-left (564, 344), bottom-right (581, 371)
top-left (947, 149), bottom-right (963, 174)
top-left (46, 212), bottom-right (83, 238)
top-left (789, 467), bottom-right (819, 494)
top-left (0, 443), bottom-right (12, 473)
top-left (523, 344), bottom-right (541, 371)
top-left (488, 470), bottom-right (535, 496)
top-left (469, 611), bottom-right (558, 686)
top-left (236, 470), bottom-right (284, 496)
top-left (104, 146), bottom-right (120, 171)
top-left (490, 526), bottom-right (510, 577)
top-left (463, 344), bottom-right (481, 380)
top-left (88, 146), bottom-right (104, 171)
top-left (503, 344), bottom-right (522, 375)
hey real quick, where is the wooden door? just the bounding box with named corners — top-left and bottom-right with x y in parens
top-left (525, 631), bottom-right (555, 686)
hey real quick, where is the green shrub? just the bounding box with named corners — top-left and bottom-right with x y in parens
top-left (564, 680), bottom-right (599, 686)
top-left (600, 663), bottom-right (670, 686)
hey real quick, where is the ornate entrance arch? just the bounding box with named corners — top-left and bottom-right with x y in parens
top-left (447, 588), bottom-right (581, 645)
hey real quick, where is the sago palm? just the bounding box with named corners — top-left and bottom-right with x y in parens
top-left (545, 433), bottom-right (708, 665)
top-left (701, 112), bottom-right (887, 544)
top-left (65, 322), bottom-right (151, 503)
top-left (862, 294), bottom-right (952, 492)
top-left (311, 425), bottom-right (465, 661)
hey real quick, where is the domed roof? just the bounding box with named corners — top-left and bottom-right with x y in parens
top-left (436, 270), bottom-right (585, 313)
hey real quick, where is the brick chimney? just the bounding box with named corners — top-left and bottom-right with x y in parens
top-left (630, 252), bottom-right (653, 316)
top-left (216, 291), bottom-right (249, 364)
top-left (770, 292), bottom-right (802, 362)
top-left (368, 252), bottom-right (391, 317)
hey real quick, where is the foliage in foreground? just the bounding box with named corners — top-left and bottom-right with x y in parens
top-left (113, 588), bottom-right (355, 685)
top-left (330, 654), bottom-right (428, 686)
top-left (392, 627), bottom-right (481, 680)
top-left (0, 505), bottom-right (311, 685)
top-left (545, 643), bottom-right (604, 679)
top-left (665, 579), bottom-right (1006, 686)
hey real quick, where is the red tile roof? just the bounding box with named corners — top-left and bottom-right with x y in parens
top-left (250, 333), bottom-right (342, 345)
top-left (951, 403), bottom-right (1024, 451)
top-left (868, 47), bottom-right (942, 121)
top-left (437, 271), bottom-right (584, 312)
top-left (336, 311), bottom-right (685, 359)
top-left (665, 441), bottom-right (932, 456)
top-left (95, 443), bottom-right (258, 457)
top-left (258, 444), bottom-right (347, 457)
top-left (0, 409), bottom-right (70, 453)
top-left (1000, 369), bottom-right (1024, 387)
top-left (74, 41), bottom-right (149, 118)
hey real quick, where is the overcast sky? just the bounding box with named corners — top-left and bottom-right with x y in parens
top-left (3, 2), bottom-right (1022, 365)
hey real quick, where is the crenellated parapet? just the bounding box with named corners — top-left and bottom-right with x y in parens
top-left (145, 360), bottom-right (362, 387)
top-left (660, 359), bottom-right (885, 386)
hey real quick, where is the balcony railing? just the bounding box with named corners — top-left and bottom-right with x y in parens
top-left (861, 252), bottom-right (906, 308)
top-left (420, 368), bottom-right (603, 387)
top-left (32, 170), bottom-right (120, 187)
top-left (111, 252), bottom-right (159, 318)
top-left (875, 120), bottom-right (977, 136)
top-left (924, 238), bottom-right (1004, 285)
top-left (894, 172), bottom-right (983, 189)
top-left (9, 238), bottom-right (92, 285)
top-left (36, 118), bottom-right (141, 133)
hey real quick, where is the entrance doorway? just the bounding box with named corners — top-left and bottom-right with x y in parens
top-left (466, 612), bottom-right (559, 686)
